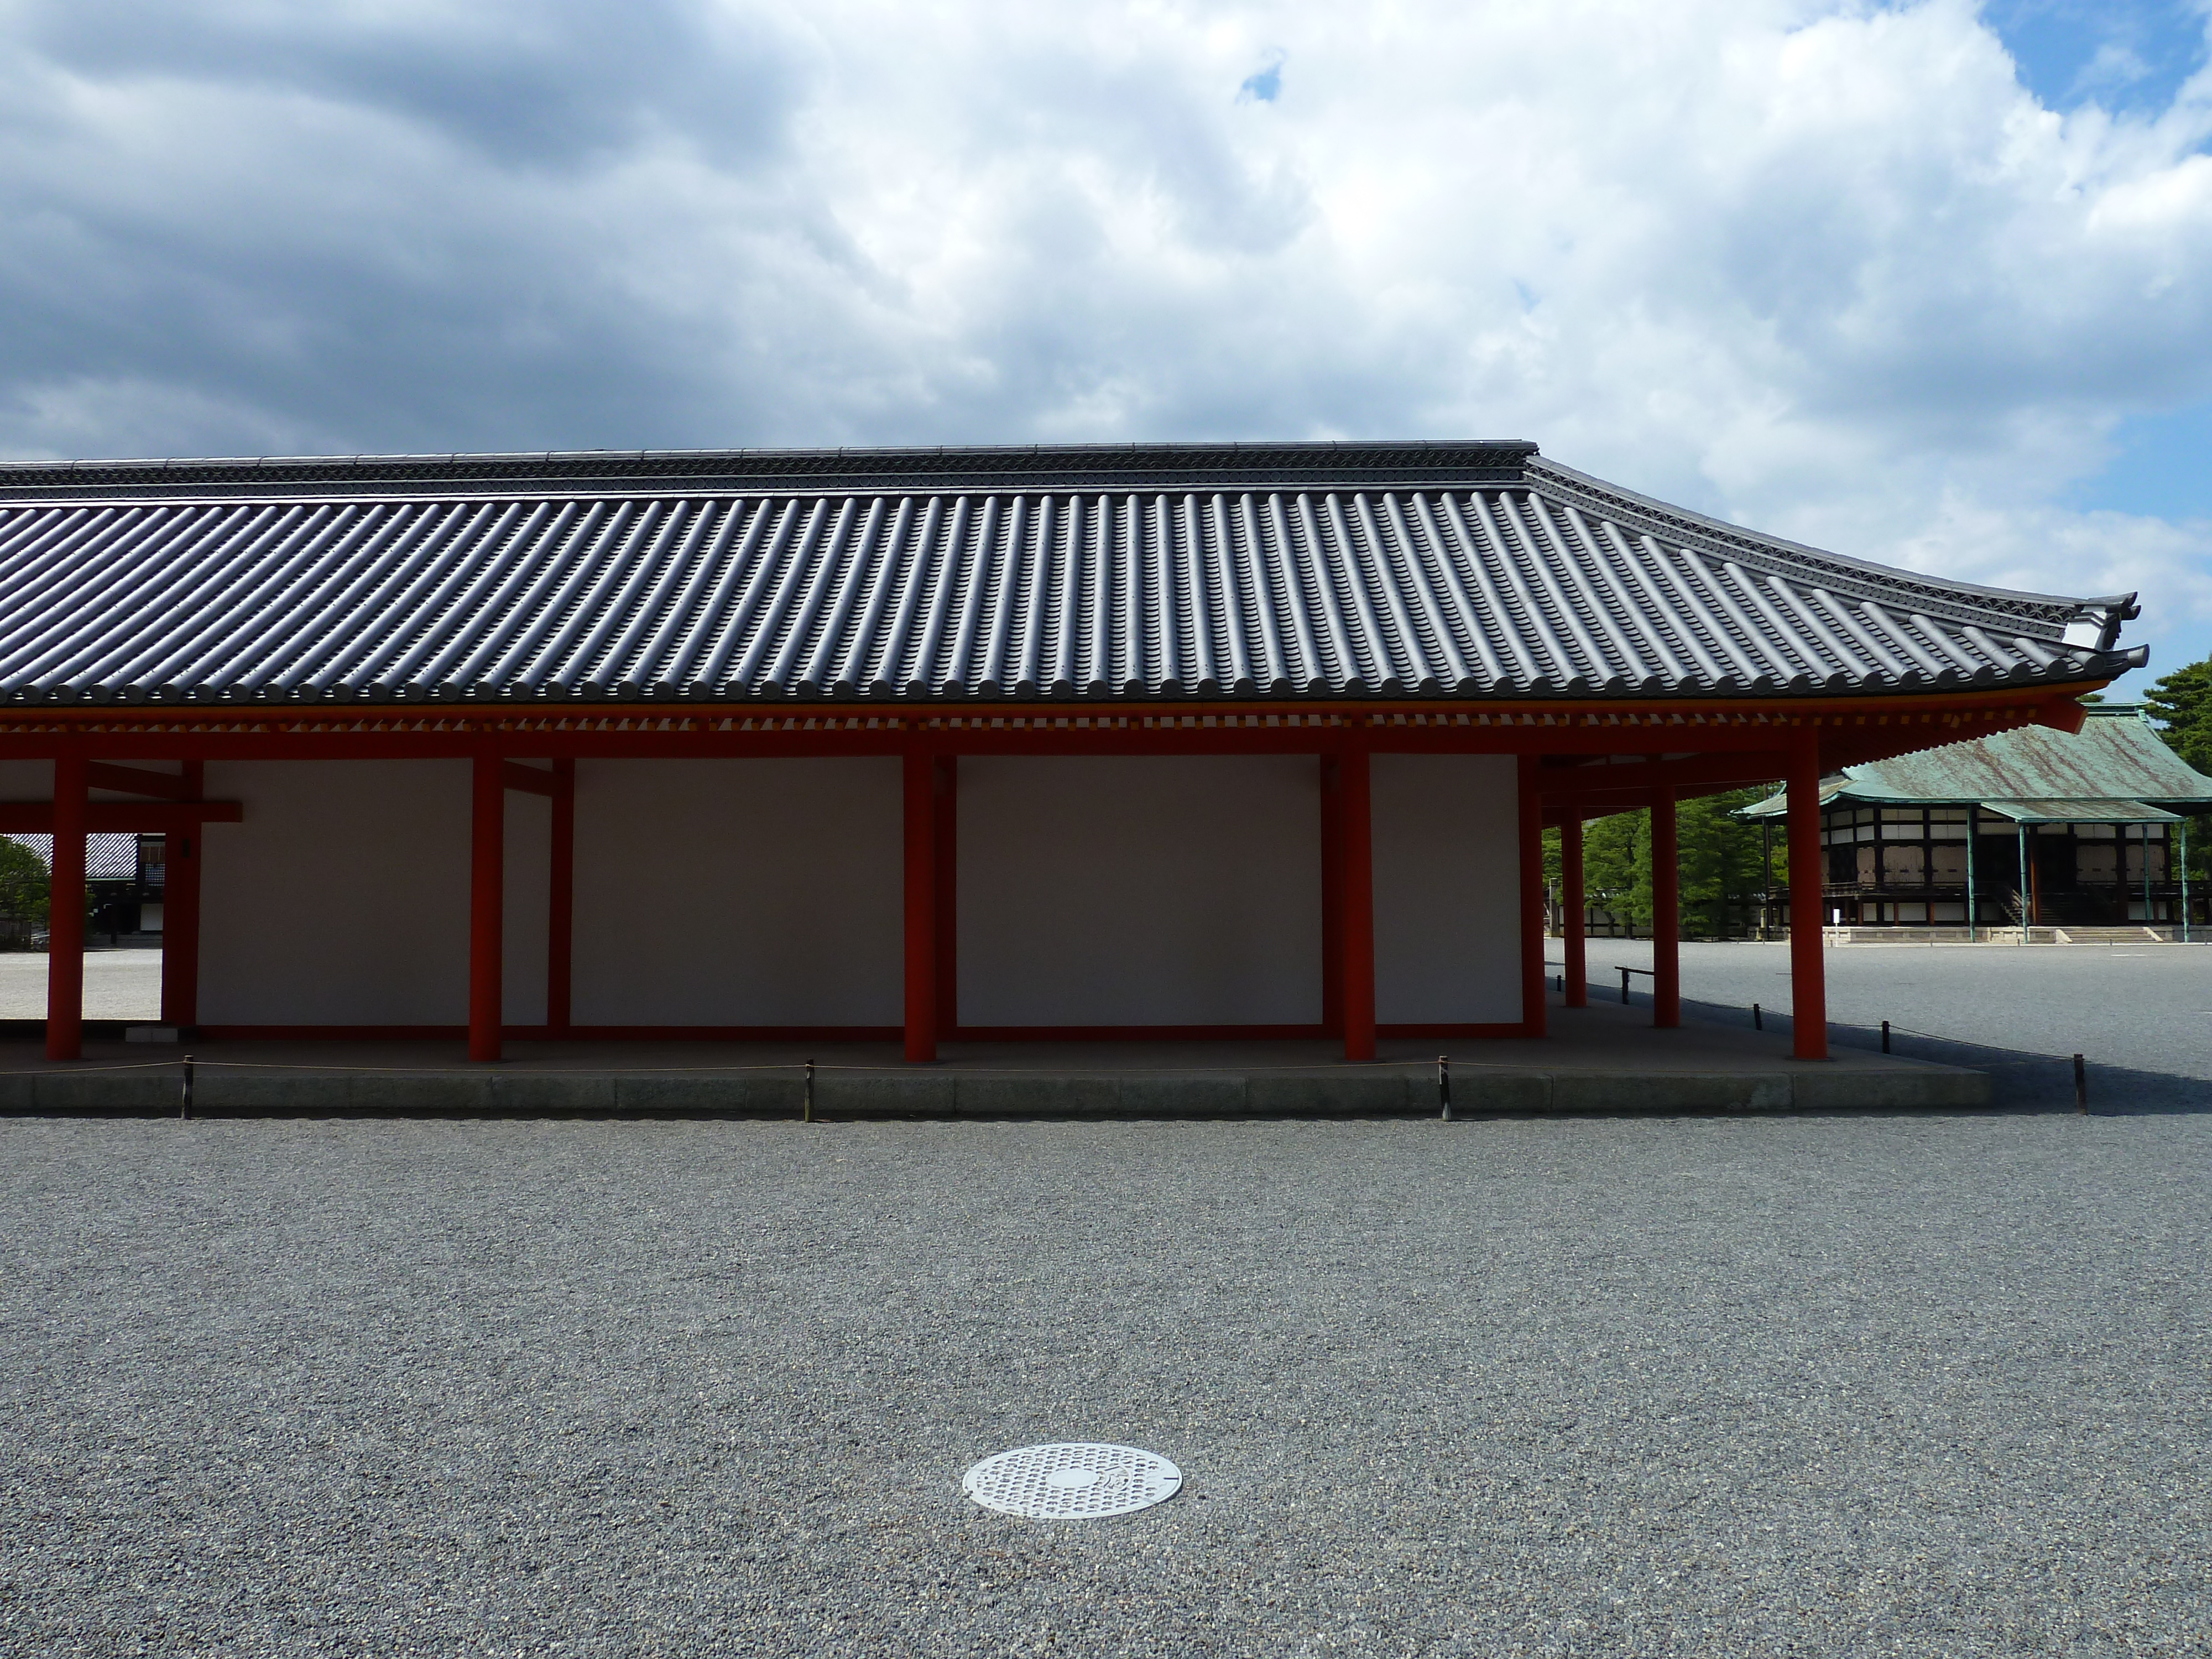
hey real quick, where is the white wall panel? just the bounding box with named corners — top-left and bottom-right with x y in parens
top-left (199, 760), bottom-right (470, 1025)
top-left (1372, 754), bottom-right (1521, 1025)
top-left (957, 755), bottom-right (1322, 1026)
top-left (503, 787), bottom-right (550, 1027)
top-left (569, 759), bottom-right (900, 1026)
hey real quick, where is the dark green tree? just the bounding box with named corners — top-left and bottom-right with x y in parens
top-left (2145, 658), bottom-right (2212, 774)
top-left (1678, 785), bottom-right (1778, 935)
top-left (2144, 655), bottom-right (2212, 887)
top-left (0, 836), bottom-right (49, 945)
top-left (1545, 784), bottom-right (1782, 937)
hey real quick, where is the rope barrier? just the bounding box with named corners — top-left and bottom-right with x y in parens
top-left (0, 1060), bottom-right (203, 1077)
top-left (1871, 1021), bottom-right (2083, 1066)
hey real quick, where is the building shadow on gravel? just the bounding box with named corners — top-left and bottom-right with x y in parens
top-left (1679, 994), bottom-right (2210, 1115)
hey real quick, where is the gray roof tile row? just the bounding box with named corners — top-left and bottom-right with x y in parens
top-left (0, 443), bottom-right (2142, 705)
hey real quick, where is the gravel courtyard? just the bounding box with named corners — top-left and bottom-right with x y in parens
top-left (4, 1109), bottom-right (2206, 1656)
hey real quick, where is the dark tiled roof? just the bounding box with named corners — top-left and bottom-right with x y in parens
top-left (0, 441), bottom-right (2143, 706)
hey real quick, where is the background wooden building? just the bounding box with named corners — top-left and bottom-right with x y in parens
top-left (1743, 703), bottom-right (2212, 940)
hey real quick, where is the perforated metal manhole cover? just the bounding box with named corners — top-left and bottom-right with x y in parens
top-left (961, 1442), bottom-right (1182, 1519)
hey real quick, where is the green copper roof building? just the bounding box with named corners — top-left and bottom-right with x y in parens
top-left (1743, 705), bottom-right (2212, 938)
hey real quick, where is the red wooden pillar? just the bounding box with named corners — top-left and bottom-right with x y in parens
top-left (1318, 756), bottom-right (1344, 1038)
top-left (1651, 787), bottom-right (1680, 1029)
top-left (932, 756), bottom-right (958, 1041)
top-left (1561, 813), bottom-right (1587, 1009)
top-left (46, 750), bottom-right (86, 1061)
top-left (468, 754), bottom-right (504, 1062)
top-left (547, 758), bottom-right (575, 1039)
top-left (160, 760), bottom-right (204, 1031)
top-left (904, 747), bottom-right (938, 1061)
top-left (1787, 733), bottom-right (1828, 1060)
top-left (1339, 745), bottom-right (1375, 1062)
top-left (1517, 754), bottom-right (1546, 1039)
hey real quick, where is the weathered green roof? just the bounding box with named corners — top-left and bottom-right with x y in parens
top-left (1977, 798), bottom-right (2179, 825)
top-left (1741, 704), bottom-right (2212, 818)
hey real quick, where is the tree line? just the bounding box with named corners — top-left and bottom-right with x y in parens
top-left (2144, 658), bottom-right (2212, 888)
top-left (1541, 785), bottom-right (1780, 936)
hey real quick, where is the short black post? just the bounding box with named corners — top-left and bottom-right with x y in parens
top-left (180, 1054), bottom-right (194, 1121)
top-left (2074, 1053), bottom-right (2087, 1114)
top-left (1752, 1003), bottom-right (1762, 1031)
top-left (1438, 1055), bottom-right (1452, 1122)
top-left (1620, 967), bottom-right (1631, 1004)
top-left (804, 1058), bottom-right (815, 1123)
top-left (1881, 1020), bottom-right (1891, 1053)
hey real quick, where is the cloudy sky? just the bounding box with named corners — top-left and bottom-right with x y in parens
top-left (3, 0), bottom-right (2210, 690)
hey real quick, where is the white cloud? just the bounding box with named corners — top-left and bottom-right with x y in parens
top-left (2, 0), bottom-right (2211, 674)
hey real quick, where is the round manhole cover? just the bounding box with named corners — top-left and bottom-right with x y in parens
top-left (961, 1442), bottom-right (1182, 1519)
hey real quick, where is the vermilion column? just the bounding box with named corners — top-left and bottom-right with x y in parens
top-left (1340, 745), bottom-right (1375, 1062)
top-left (1651, 787), bottom-right (1681, 1029)
top-left (46, 751), bottom-right (86, 1061)
top-left (468, 754), bottom-right (504, 1062)
top-left (547, 759), bottom-right (575, 1039)
top-left (1787, 734), bottom-right (1828, 1060)
top-left (160, 760), bottom-right (205, 1031)
top-left (1517, 754), bottom-right (1546, 1038)
top-left (1562, 813), bottom-right (1587, 1008)
top-left (1319, 757), bottom-right (1344, 1038)
top-left (932, 756), bottom-right (958, 1041)
top-left (904, 747), bottom-right (938, 1062)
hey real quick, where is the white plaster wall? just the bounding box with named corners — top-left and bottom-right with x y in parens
top-left (199, 760), bottom-right (471, 1025)
top-left (957, 755), bottom-right (1323, 1026)
top-left (1372, 754), bottom-right (1521, 1024)
top-left (503, 788), bottom-right (550, 1027)
top-left (569, 759), bottom-right (901, 1026)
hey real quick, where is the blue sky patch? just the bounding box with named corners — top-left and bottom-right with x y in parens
top-left (2073, 401), bottom-right (2212, 524)
top-left (1982, 0), bottom-right (2209, 113)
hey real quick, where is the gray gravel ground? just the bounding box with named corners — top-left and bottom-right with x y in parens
top-left (0, 947), bottom-right (160, 1021)
top-left (4, 1111), bottom-right (2207, 1656)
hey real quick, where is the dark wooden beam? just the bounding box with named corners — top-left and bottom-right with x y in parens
top-left (86, 760), bottom-right (192, 799)
top-left (0, 802), bottom-right (242, 832)
top-left (502, 760), bottom-right (558, 796)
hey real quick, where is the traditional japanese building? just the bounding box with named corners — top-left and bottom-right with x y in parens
top-left (0, 442), bottom-right (2146, 1066)
top-left (1742, 703), bottom-right (2211, 938)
